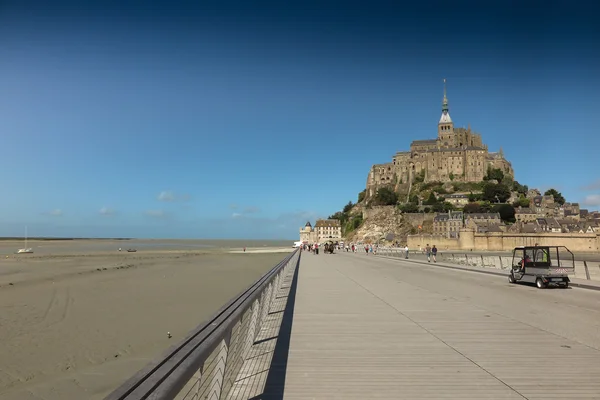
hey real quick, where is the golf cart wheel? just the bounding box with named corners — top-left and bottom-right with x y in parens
top-left (535, 278), bottom-right (546, 289)
top-left (508, 274), bottom-right (516, 284)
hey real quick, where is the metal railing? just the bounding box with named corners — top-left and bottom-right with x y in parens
top-left (105, 249), bottom-right (300, 400)
top-left (374, 247), bottom-right (600, 281)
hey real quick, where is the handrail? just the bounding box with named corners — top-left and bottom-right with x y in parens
top-left (374, 247), bottom-right (600, 281)
top-left (105, 248), bottom-right (300, 400)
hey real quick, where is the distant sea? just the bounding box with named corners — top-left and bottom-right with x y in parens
top-left (0, 239), bottom-right (294, 256)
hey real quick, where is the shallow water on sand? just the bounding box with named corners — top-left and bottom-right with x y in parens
top-left (0, 239), bottom-right (293, 255)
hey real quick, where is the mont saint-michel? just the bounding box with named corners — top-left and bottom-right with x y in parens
top-left (365, 81), bottom-right (513, 198)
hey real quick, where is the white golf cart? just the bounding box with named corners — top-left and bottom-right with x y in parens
top-left (508, 245), bottom-right (574, 289)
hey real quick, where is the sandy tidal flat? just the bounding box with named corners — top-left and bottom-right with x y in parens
top-left (0, 247), bottom-right (288, 400)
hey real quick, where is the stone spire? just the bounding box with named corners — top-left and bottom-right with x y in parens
top-left (439, 78), bottom-right (452, 124)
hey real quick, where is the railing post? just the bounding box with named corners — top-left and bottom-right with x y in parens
top-left (481, 255), bottom-right (485, 266)
top-left (207, 335), bottom-right (230, 400)
top-left (499, 256), bottom-right (503, 269)
top-left (465, 254), bottom-right (469, 265)
top-left (244, 300), bottom-right (260, 359)
top-left (583, 261), bottom-right (591, 280)
top-left (192, 364), bottom-right (204, 399)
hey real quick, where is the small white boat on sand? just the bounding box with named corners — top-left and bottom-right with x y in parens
top-left (17, 226), bottom-right (34, 254)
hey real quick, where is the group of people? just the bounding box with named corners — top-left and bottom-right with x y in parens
top-left (424, 244), bottom-right (438, 263)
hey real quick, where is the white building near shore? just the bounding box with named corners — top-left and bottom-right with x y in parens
top-left (299, 219), bottom-right (342, 243)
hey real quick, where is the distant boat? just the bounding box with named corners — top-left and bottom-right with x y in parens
top-left (127, 249), bottom-right (137, 253)
top-left (17, 226), bottom-right (34, 254)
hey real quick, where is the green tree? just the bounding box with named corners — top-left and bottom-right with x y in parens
top-left (423, 207), bottom-right (431, 213)
top-left (357, 189), bottom-right (366, 203)
top-left (463, 202), bottom-right (484, 214)
top-left (468, 192), bottom-right (483, 202)
top-left (414, 170), bottom-right (425, 183)
top-left (425, 192), bottom-right (438, 205)
top-left (374, 187), bottom-right (398, 206)
top-left (492, 204), bottom-right (516, 223)
top-left (512, 180), bottom-right (529, 194)
top-left (512, 196), bottom-right (530, 208)
top-left (328, 211), bottom-right (349, 225)
top-left (441, 202), bottom-right (455, 212)
top-left (343, 201), bottom-right (354, 213)
top-left (482, 183), bottom-right (511, 203)
top-left (484, 167), bottom-right (505, 183)
top-left (399, 203), bottom-right (419, 213)
top-left (449, 172), bottom-right (455, 181)
top-left (544, 188), bottom-right (565, 205)
top-left (409, 194), bottom-right (419, 205)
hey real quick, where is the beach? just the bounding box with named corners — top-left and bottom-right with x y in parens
top-left (0, 240), bottom-right (292, 400)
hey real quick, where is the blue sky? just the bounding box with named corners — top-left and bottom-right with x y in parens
top-left (0, 0), bottom-right (599, 239)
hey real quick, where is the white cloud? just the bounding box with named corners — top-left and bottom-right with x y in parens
top-left (581, 180), bottom-right (600, 191)
top-left (49, 209), bottom-right (63, 216)
top-left (99, 207), bottom-right (116, 216)
top-left (145, 209), bottom-right (166, 218)
top-left (228, 205), bottom-right (261, 218)
top-left (157, 191), bottom-right (192, 202)
top-left (228, 210), bottom-right (319, 226)
top-left (157, 191), bottom-right (175, 202)
top-left (581, 194), bottom-right (600, 207)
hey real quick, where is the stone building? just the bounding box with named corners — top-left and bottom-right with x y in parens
top-left (299, 221), bottom-right (317, 243)
top-left (433, 211), bottom-right (464, 238)
top-left (515, 207), bottom-right (537, 223)
top-left (314, 219), bottom-right (342, 241)
top-left (442, 193), bottom-right (470, 208)
top-left (464, 212), bottom-right (502, 225)
top-left (365, 80), bottom-right (513, 198)
top-left (299, 219), bottom-right (342, 243)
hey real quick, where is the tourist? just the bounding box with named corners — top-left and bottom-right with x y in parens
top-left (432, 245), bottom-right (437, 263)
top-left (426, 244), bottom-right (431, 262)
top-left (404, 245), bottom-right (409, 259)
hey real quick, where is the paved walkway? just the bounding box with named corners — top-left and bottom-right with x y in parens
top-left (278, 251), bottom-right (600, 399)
top-left (376, 251), bottom-right (600, 291)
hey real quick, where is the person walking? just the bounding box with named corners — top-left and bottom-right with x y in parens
top-left (432, 245), bottom-right (438, 263)
top-left (404, 245), bottom-right (409, 259)
top-left (425, 244), bottom-right (431, 262)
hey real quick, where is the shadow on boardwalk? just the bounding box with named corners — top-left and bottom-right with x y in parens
top-left (248, 257), bottom-right (300, 400)
top-left (227, 255), bottom-right (301, 400)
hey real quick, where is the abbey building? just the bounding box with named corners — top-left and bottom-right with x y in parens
top-left (366, 81), bottom-right (513, 197)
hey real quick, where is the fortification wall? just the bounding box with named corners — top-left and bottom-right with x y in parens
top-left (402, 213), bottom-right (435, 228)
top-left (408, 231), bottom-right (600, 252)
top-left (362, 206), bottom-right (395, 220)
top-left (407, 234), bottom-right (460, 250)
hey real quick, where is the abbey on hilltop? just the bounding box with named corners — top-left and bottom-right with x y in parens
top-left (366, 80), bottom-right (513, 197)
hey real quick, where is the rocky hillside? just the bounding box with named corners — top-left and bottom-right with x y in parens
top-left (344, 206), bottom-right (433, 244)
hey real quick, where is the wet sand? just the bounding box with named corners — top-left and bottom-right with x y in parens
top-left (0, 241), bottom-right (291, 400)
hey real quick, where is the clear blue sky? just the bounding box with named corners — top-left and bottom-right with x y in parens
top-left (0, 0), bottom-right (598, 239)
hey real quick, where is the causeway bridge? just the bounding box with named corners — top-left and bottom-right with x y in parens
top-left (106, 249), bottom-right (600, 399)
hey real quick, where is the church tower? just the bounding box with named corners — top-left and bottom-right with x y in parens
top-left (437, 79), bottom-right (454, 147)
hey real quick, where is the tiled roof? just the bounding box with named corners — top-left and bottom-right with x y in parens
top-left (522, 224), bottom-right (539, 233)
top-left (466, 213), bottom-right (501, 219)
top-left (315, 219), bottom-right (341, 228)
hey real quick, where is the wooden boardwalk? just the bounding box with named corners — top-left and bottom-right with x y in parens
top-left (234, 251), bottom-right (600, 399)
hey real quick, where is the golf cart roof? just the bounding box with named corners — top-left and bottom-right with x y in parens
top-left (513, 245), bottom-right (567, 250)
